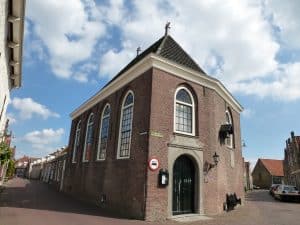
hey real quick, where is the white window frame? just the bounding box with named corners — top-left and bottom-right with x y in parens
top-left (117, 90), bottom-right (134, 159)
top-left (173, 87), bottom-right (195, 136)
top-left (82, 113), bottom-right (94, 162)
top-left (225, 110), bottom-right (233, 148)
top-left (96, 103), bottom-right (110, 161)
top-left (72, 120), bottom-right (81, 163)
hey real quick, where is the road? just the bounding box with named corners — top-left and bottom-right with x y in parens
top-left (1, 178), bottom-right (300, 225)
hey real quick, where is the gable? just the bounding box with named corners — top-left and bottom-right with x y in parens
top-left (70, 35), bottom-right (243, 119)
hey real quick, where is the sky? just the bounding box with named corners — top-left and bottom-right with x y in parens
top-left (7, 0), bottom-right (300, 168)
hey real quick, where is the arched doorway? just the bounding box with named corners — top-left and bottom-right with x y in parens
top-left (172, 155), bottom-right (195, 215)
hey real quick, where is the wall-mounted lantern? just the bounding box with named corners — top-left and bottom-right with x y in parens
top-left (213, 152), bottom-right (220, 166)
top-left (204, 152), bottom-right (220, 174)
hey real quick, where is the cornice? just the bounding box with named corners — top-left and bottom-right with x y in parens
top-left (70, 54), bottom-right (243, 119)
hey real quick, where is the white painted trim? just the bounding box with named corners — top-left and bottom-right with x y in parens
top-left (173, 87), bottom-right (195, 136)
top-left (117, 91), bottom-right (134, 159)
top-left (8, 0), bottom-right (26, 88)
top-left (82, 113), bottom-right (94, 162)
top-left (72, 120), bottom-right (81, 163)
top-left (70, 54), bottom-right (243, 119)
top-left (96, 103), bottom-right (110, 161)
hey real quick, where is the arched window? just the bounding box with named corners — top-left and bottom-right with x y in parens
top-left (225, 109), bottom-right (233, 148)
top-left (174, 87), bottom-right (195, 135)
top-left (117, 91), bottom-right (134, 159)
top-left (72, 120), bottom-right (81, 163)
top-left (97, 104), bottom-right (111, 160)
top-left (83, 113), bottom-right (94, 162)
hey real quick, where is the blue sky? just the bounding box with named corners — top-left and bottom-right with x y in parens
top-left (7, 0), bottom-right (300, 167)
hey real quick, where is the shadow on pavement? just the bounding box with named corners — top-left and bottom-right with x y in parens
top-left (245, 190), bottom-right (276, 202)
top-left (246, 190), bottom-right (300, 204)
top-left (0, 178), bottom-right (133, 219)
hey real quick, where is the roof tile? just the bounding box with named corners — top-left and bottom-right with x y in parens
top-left (260, 159), bottom-right (284, 176)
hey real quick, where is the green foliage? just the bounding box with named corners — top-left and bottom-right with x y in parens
top-left (6, 160), bottom-right (15, 177)
top-left (0, 142), bottom-right (12, 164)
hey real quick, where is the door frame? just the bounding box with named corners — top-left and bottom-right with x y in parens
top-left (172, 155), bottom-right (196, 215)
top-left (167, 147), bottom-right (204, 217)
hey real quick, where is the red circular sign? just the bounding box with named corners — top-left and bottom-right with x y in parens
top-left (148, 157), bottom-right (160, 171)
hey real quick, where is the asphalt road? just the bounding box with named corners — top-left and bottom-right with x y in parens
top-left (1, 178), bottom-right (300, 225)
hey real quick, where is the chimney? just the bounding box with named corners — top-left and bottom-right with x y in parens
top-left (291, 131), bottom-right (295, 138)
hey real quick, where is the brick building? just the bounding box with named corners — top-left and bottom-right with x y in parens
top-left (252, 159), bottom-right (284, 189)
top-left (283, 132), bottom-right (300, 189)
top-left (63, 31), bottom-right (244, 221)
top-left (244, 161), bottom-right (252, 191)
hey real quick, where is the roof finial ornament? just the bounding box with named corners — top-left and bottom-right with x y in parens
top-left (165, 21), bottom-right (171, 36)
top-left (136, 46), bottom-right (141, 56)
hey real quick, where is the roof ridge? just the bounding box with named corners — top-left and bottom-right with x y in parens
top-left (167, 35), bottom-right (203, 72)
top-left (156, 35), bottom-right (206, 74)
top-left (156, 34), bottom-right (169, 55)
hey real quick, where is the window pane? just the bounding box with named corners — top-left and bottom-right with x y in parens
top-left (175, 103), bottom-right (192, 133)
top-left (98, 115), bottom-right (110, 160)
top-left (176, 89), bottom-right (192, 104)
top-left (103, 105), bottom-right (110, 116)
top-left (72, 122), bottom-right (81, 162)
top-left (84, 115), bottom-right (94, 161)
top-left (124, 93), bottom-right (133, 106)
top-left (119, 105), bottom-right (133, 157)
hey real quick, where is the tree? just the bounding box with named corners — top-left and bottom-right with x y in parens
top-left (0, 142), bottom-right (12, 164)
top-left (6, 160), bottom-right (15, 178)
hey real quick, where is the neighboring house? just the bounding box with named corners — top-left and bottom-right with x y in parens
top-left (64, 28), bottom-right (244, 221)
top-left (0, 0), bottom-right (25, 185)
top-left (244, 161), bottom-right (253, 191)
top-left (283, 131), bottom-right (300, 189)
top-left (252, 159), bottom-right (284, 189)
top-left (40, 147), bottom-right (68, 192)
top-left (0, 0), bottom-right (25, 137)
top-left (15, 155), bottom-right (29, 177)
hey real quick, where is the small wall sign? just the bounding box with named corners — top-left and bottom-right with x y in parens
top-left (148, 157), bottom-right (160, 171)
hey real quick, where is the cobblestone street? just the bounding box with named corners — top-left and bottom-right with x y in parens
top-left (1, 178), bottom-right (300, 225)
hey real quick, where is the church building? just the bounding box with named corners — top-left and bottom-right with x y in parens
top-left (64, 26), bottom-right (244, 221)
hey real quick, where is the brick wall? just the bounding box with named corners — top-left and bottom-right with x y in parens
top-left (64, 66), bottom-right (244, 221)
top-left (64, 69), bottom-right (153, 219)
top-left (252, 160), bottom-right (271, 189)
top-left (145, 68), bottom-right (244, 220)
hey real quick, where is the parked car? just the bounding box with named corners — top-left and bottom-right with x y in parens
top-left (253, 185), bottom-right (260, 189)
top-left (269, 184), bottom-right (280, 196)
top-left (273, 185), bottom-right (300, 202)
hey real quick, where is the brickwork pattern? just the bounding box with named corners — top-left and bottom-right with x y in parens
top-left (64, 69), bottom-right (153, 219)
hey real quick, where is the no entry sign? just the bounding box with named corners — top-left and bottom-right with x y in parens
top-left (148, 157), bottom-right (160, 171)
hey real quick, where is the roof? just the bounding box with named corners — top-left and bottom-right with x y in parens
top-left (71, 33), bottom-right (243, 118)
top-left (104, 35), bottom-right (206, 88)
top-left (6, 0), bottom-right (26, 89)
top-left (260, 159), bottom-right (284, 177)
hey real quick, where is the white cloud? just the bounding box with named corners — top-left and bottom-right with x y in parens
top-left (6, 113), bottom-right (17, 125)
top-left (25, 0), bottom-right (300, 101)
top-left (11, 97), bottom-right (60, 120)
top-left (26, 0), bottom-right (106, 79)
top-left (242, 108), bottom-right (255, 119)
top-left (231, 62), bottom-right (300, 101)
top-left (22, 128), bottom-right (65, 154)
top-left (265, 0), bottom-right (300, 49)
top-left (99, 49), bottom-right (135, 78)
top-left (98, 0), bottom-right (281, 92)
top-left (23, 128), bottom-right (64, 145)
